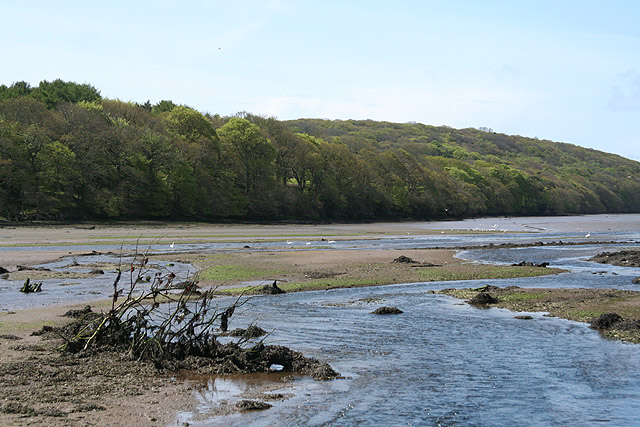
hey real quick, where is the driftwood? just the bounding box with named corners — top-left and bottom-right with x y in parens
top-left (20, 278), bottom-right (42, 293)
top-left (54, 247), bottom-right (339, 381)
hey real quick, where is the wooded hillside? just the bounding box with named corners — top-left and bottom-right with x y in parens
top-left (1, 80), bottom-right (639, 221)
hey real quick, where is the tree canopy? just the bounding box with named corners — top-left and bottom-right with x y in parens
top-left (0, 80), bottom-right (638, 221)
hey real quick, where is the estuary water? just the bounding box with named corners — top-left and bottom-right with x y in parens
top-left (188, 283), bottom-right (640, 426)
top-left (2, 214), bottom-right (640, 426)
top-left (176, 214), bottom-right (640, 426)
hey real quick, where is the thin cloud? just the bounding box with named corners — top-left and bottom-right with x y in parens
top-left (607, 70), bottom-right (640, 112)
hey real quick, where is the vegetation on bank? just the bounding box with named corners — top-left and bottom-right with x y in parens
top-left (2, 79), bottom-right (639, 222)
top-left (215, 264), bottom-right (563, 295)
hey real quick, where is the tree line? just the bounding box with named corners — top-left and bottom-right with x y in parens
top-left (1, 79), bottom-right (639, 221)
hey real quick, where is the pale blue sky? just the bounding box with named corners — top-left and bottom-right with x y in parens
top-left (2, 1), bottom-right (639, 159)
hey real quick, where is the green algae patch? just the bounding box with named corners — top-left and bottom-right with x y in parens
top-left (199, 265), bottom-right (282, 282)
top-left (216, 265), bottom-right (564, 295)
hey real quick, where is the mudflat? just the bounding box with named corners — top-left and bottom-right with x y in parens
top-left (0, 221), bottom-right (634, 425)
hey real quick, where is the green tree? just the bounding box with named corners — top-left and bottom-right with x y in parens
top-left (218, 117), bottom-right (275, 198)
top-left (152, 100), bottom-right (177, 114)
top-left (0, 81), bottom-right (33, 101)
top-left (31, 79), bottom-right (101, 109)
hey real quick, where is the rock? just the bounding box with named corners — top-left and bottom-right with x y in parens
top-left (228, 325), bottom-right (267, 338)
top-left (511, 261), bottom-right (549, 268)
top-left (616, 319), bottom-right (640, 331)
top-left (236, 400), bottom-right (272, 411)
top-left (371, 306), bottom-right (403, 315)
top-left (514, 315), bottom-right (533, 320)
top-left (590, 312), bottom-right (623, 329)
top-left (468, 292), bottom-right (498, 305)
top-left (0, 266), bottom-right (8, 274)
top-left (393, 256), bottom-right (417, 264)
top-left (0, 334), bottom-right (22, 340)
top-left (89, 269), bottom-right (104, 275)
top-left (590, 250), bottom-right (640, 267)
top-left (633, 277), bottom-right (640, 285)
top-left (470, 285), bottom-right (501, 292)
top-left (31, 325), bottom-right (55, 336)
top-left (63, 305), bottom-right (93, 318)
top-left (258, 281), bottom-right (286, 294)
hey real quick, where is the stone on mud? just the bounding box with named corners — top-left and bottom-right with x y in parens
top-left (227, 325), bottom-right (267, 338)
top-left (258, 281), bottom-right (286, 294)
top-left (371, 306), bottom-right (403, 315)
top-left (590, 312), bottom-right (623, 329)
top-left (511, 261), bottom-right (549, 268)
top-left (393, 256), bottom-right (417, 264)
top-left (468, 292), bottom-right (498, 305)
top-left (236, 400), bottom-right (272, 411)
top-left (63, 305), bottom-right (93, 318)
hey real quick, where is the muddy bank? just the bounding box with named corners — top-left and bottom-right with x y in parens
top-left (0, 294), bottom-right (338, 426)
top-left (0, 301), bottom-right (192, 426)
top-left (439, 286), bottom-right (640, 343)
top-left (590, 249), bottom-right (640, 268)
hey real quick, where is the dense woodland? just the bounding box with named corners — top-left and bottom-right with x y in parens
top-left (1, 79), bottom-right (639, 222)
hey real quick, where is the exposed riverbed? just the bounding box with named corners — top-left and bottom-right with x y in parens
top-left (1, 214), bottom-right (640, 425)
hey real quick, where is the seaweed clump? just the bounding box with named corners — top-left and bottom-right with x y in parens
top-left (371, 306), bottom-right (403, 315)
top-left (468, 292), bottom-right (498, 306)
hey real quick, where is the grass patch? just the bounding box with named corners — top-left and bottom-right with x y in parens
top-left (219, 277), bottom-right (387, 295)
top-left (566, 310), bottom-right (606, 322)
top-left (417, 265), bottom-right (562, 282)
top-left (199, 265), bottom-right (282, 282)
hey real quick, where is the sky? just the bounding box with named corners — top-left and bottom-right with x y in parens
top-left (2, 0), bottom-right (639, 160)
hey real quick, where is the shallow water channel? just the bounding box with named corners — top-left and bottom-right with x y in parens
top-left (188, 283), bottom-right (640, 426)
top-left (177, 216), bottom-right (640, 426)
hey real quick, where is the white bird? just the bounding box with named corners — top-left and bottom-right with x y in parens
top-left (328, 240), bottom-right (336, 244)
top-left (170, 242), bottom-right (175, 248)
top-left (306, 241), bottom-right (311, 245)
top-left (585, 232), bottom-right (591, 238)
top-left (287, 241), bottom-right (293, 245)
